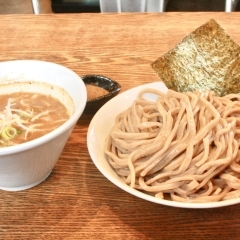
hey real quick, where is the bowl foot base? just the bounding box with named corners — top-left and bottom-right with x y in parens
top-left (0, 171), bottom-right (52, 191)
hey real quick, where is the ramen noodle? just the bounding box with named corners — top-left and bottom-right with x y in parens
top-left (105, 89), bottom-right (240, 203)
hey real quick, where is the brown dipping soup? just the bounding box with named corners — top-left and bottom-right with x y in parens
top-left (0, 82), bottom-right (73, 147)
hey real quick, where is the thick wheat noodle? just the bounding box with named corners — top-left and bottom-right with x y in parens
top-left (139, 106), bottom-right (184, 177)
top-left (104, 88), bottom-right (240, 202)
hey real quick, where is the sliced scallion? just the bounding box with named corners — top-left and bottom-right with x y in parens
top-left (1, 126), bottom-right (18, 140)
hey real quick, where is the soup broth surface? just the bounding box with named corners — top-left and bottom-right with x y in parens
top-left (0, 92), bottom-right (69, 147)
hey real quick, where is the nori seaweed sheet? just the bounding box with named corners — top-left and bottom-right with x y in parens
top-left (151, 19), bottom-right (240, 96)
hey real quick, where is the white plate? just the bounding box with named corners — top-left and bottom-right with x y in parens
top-left (87, 82), bottom-right (240, 208)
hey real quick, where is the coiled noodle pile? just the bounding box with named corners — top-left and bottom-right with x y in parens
top-left (104, 89), bottom-right (240, 202)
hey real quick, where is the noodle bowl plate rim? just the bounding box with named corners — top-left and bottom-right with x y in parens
top-left (87, 81), bottom-right (240, 209)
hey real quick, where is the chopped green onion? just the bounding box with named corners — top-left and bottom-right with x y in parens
top-left (17, 130), bottom-right (22, 135)
top-left (1, 126), bottom-right (18, 140)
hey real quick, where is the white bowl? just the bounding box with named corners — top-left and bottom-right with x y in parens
top-left (87, 82), bottom-right (240, 209)
top-left (0, 60), bottom-right (87, 191)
